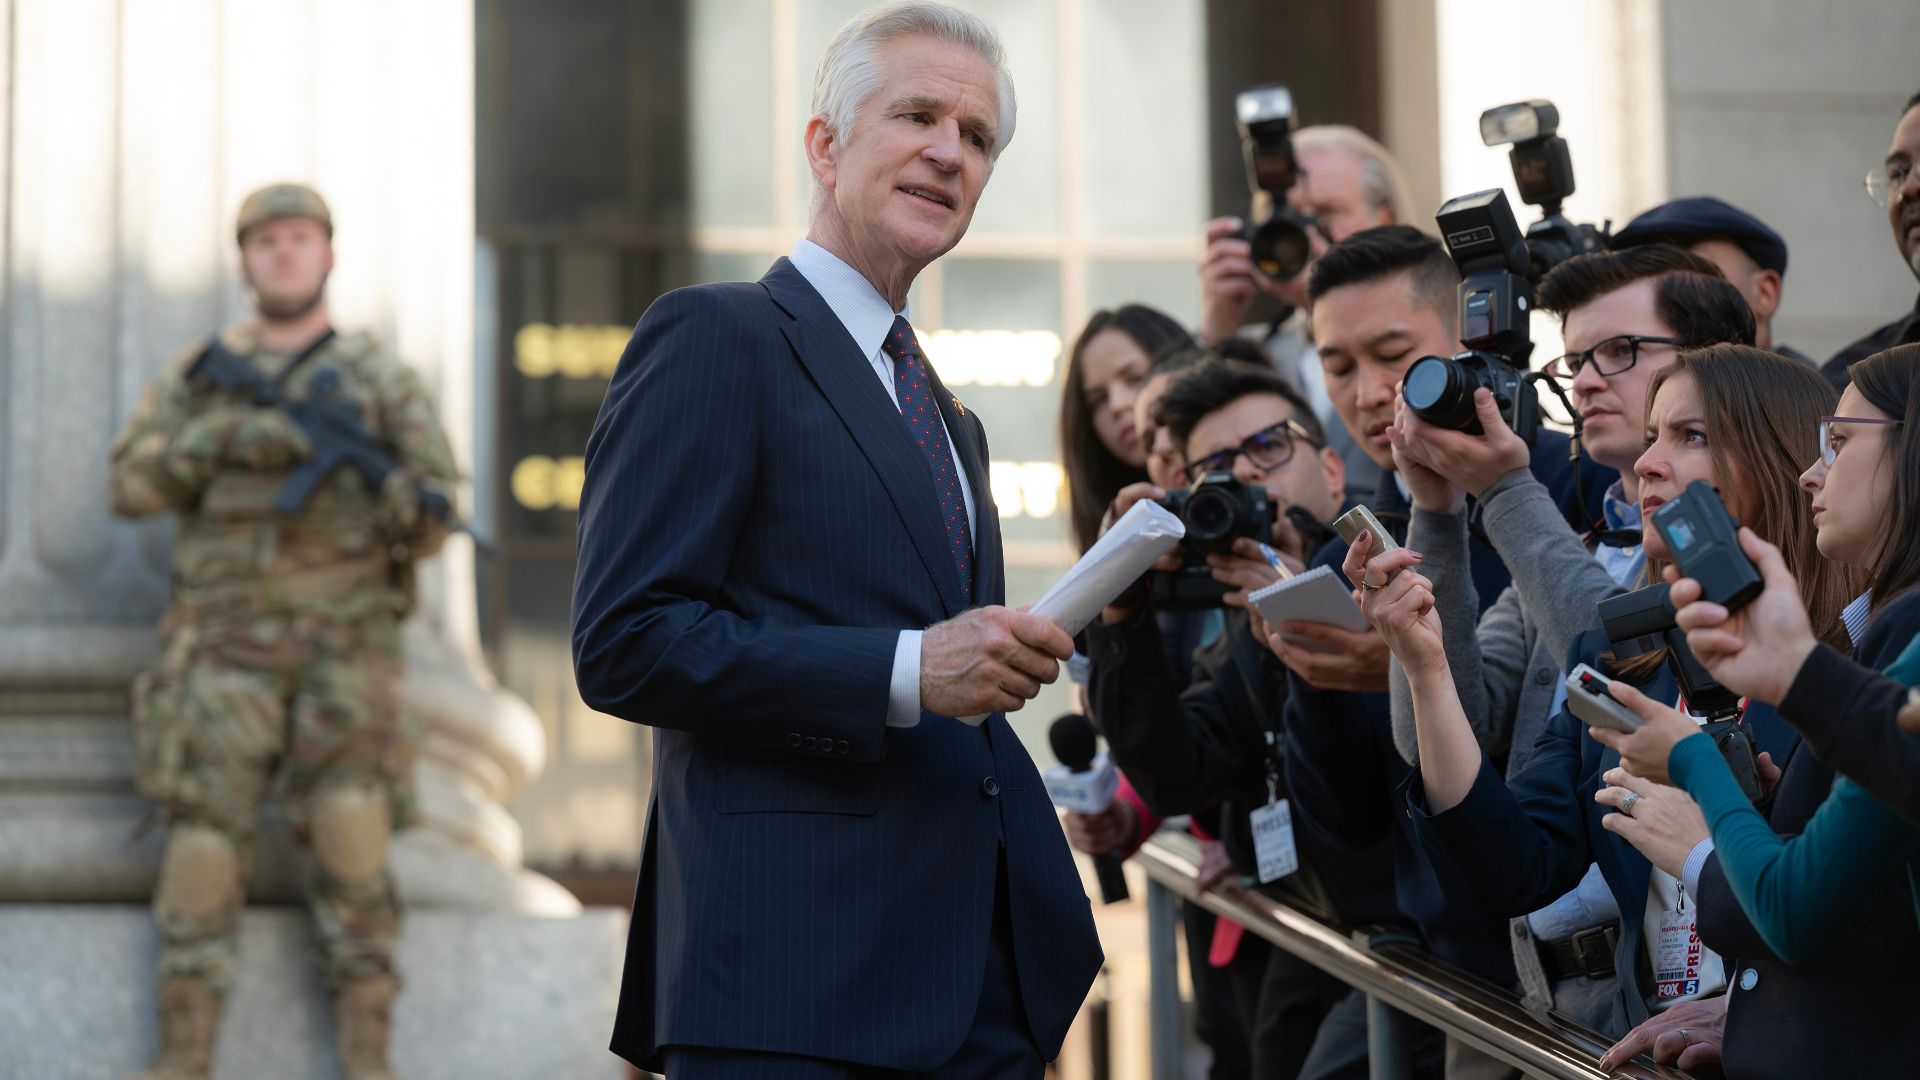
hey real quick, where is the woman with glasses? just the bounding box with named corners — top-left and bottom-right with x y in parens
top-left (1349, 346), bottom-right (1920, 1078)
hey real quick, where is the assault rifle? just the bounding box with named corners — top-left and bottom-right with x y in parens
top-left (186, 337), bottom-right (488, 552)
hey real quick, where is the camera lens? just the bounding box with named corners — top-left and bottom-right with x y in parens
top-left (1185, 487), bottom-right (1238, 547)
top-left (1250, 217), bottom-right (1310, 279)
top-left (1402, 355), bottom-right (1484, 433)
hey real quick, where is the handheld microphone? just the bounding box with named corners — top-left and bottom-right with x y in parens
top-left (1045, 714), bottom-right (1130, 903)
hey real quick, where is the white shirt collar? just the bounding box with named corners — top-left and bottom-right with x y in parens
top-left (1842, 590), bottom-right (1874, 647)
top-left (789, 238), bottom-right (902, 359)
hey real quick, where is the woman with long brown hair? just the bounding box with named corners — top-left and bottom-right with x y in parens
top-left (1344, 346), bottom-right (1854, 1054)
top-left (1057, 304), bottom-right (1191, 553)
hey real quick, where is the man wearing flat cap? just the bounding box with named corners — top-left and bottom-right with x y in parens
top-left (1611, 195), bottom-right (1811, 364)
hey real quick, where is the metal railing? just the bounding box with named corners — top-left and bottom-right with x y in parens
top-left (1134, 831), bottom-right (1692, 1080)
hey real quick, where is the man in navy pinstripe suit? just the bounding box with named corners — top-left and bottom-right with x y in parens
top-left (572, 5), bottom-right (1104, 1076)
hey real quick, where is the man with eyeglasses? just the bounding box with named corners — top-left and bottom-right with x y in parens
top-left (1823, 88), bottom-right (1920, 390)
top-left (1376, 245), bottom-right (1756, 1044)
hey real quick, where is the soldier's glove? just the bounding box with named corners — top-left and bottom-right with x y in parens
top-left (228, 408), bottom-right (314, 472)
top-left (160, 405), bottom-right (246, 489)
top-left (376, 470), bottom-right (423, 536)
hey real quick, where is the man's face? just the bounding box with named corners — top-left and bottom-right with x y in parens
top-left (1134, 371), bottom-right (1186, 489)
top-left (240, 217), bottom-right (332, 321)
top-left (1310, 271), bottom-right (1456, 471)
top-left (1887, 104), bottom-right (1920, 278)
top-left (1262, 145), bottom-right (1394, 307)
top-left (1560, 278), bottom-right (1685, 473)
top-left (807, 36), bottom-right (998, 282)
top-left (1185, 393), bottom-right (1344, 525)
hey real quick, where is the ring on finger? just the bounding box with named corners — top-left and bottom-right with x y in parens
top-left (1357, 575), bottom-right (1384, 593)
top-left (1675, 1028), bottom-right (1691, 1048)
top-left (1620, 791), bottom-right (1641, 816)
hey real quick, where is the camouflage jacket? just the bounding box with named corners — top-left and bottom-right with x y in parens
top-left (109, 323), bottom-right (460, 621)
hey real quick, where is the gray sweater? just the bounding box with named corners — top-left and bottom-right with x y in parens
top-left (1385, 467), bottom-right (1629, 1008)
top-left (1387, 467), bottom-right (1626, 770)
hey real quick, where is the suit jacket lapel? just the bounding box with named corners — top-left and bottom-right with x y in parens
top-left (924, 361), bottom-right (1001, 608)
top-left (763, 259), bottom-right (967, 618)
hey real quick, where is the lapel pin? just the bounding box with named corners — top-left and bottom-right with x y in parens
top-left (952, 396), bottom-right (965, 416)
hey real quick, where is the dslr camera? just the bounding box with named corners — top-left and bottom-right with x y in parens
top-left (1479, 100), bottom-right (1610, 282)
top-left (1400, 188), bottom-right (1543, 445)
top-left (1150, 471), bottom-right (1278, 610)
top-left (1234, 84), bottom-right (1324, 282)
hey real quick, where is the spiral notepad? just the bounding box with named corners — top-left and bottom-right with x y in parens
top-left (1248, 565), bottom-right (1370, 652)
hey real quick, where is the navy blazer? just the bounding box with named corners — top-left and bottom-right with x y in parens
top-left (572, 259), bottom-right (1103, 1071)
top-left (1399, 628), bottom-right (1797, 1035)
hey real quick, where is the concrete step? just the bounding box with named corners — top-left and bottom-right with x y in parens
top-left (0, 905), bottom-right (628, 1080)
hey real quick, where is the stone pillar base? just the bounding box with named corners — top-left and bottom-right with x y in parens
top-left (0, 904), bottom-right (628, 1079)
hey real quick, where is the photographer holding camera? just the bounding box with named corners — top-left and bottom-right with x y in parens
top-left (1260, 221), bottom-right (1607, 1079)
top-left (1199, 87), bottom-right (1417, 494)
top-left (1086, 360), bottom-right (1411, 1080)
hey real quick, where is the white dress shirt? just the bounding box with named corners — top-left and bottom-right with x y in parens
top-left (788, 238), bottom-right (977, 728)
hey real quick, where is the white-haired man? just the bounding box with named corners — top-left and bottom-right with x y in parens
top-left (572, 4), bottom-right (1102, 1077)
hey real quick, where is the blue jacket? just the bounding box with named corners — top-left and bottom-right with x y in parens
top-left (572, 259), bottom-right (1102, 1070)
top-left (1281, 447), bottom-right (1613, 984)
top-left (1398, 628), bottom-right (1797, 1034)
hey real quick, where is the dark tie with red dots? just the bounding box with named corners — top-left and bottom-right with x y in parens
top-left (884, 315), bottom-right (973, 605)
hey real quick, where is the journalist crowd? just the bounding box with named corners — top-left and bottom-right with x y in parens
top-left (556, 3), bottom-right (1920, 1077)
top-left (1054, 83), bottom-right (1920, 1080)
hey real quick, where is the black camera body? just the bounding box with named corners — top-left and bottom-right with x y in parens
top-left (1651, 480), bottom-right (1763, 614)
top-left (1235, 84), bottom-right (1318, 281)
top-left (1401, 188), bottom-right (1542, 446)
top-left (1597, 582), bottom-right (1763, 803)
top-left (1479, 100), bottom-right (1609, 283)
top-left (1150, 472), bottom-right (1279, 610)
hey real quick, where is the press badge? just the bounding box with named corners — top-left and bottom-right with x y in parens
top-left (1250, 797), bottom-right (1299, 884)
top-left (1653, 888), bottom-right (1704, 1000)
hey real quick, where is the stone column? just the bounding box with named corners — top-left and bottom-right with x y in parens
top-left (0, 0), bottom-right (570, 916)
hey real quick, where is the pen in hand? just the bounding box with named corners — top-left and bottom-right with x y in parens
top-left (1256, 541), bottom-right (1294, 580)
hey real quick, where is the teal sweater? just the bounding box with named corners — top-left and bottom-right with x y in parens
top-left (1668, 632), bottom-right (1920, 965)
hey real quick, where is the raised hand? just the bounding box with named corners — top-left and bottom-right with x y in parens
top-left (1585, 680), bottom-right (1703, 786)
top-left (1669, 527), bottom-right (1818, 705)
top-left (1342, 530), bottom-right (1444, 675)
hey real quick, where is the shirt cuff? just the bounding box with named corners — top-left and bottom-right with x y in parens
top-left (887, 630), bottom-right (922, 728)
top-left (1681, 837), bottom-right (1716, 898)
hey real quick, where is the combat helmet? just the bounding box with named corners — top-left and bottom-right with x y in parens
top-left (235, 182), bottom-right (333, 244)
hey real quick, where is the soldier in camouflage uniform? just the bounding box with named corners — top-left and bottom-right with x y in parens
top-left (108, 183), bottom-right (460, 1080)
